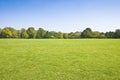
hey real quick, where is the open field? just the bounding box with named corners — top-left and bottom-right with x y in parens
top-left (0, 39), bottom-right (120, 80)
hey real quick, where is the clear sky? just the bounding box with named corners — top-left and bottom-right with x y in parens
top-left (0, 0), bottom-right (120, 32)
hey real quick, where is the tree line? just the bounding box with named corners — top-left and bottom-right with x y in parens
top-left (0, 27), bottom-right (120, 39)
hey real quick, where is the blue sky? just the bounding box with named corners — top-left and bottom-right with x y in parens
top-left (0, 0), bottom-right (120, 32)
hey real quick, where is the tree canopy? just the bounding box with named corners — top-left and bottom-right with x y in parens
top-left (0, 27), bottom-right (120, 39)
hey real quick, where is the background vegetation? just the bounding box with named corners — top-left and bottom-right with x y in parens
top-left (0, 27), bottom-right (120, 39)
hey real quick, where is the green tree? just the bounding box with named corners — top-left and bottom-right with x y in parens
top-left (91, 31), bottom-right (100, 38)
top-left (68, 32), bottom-right (74, 39)
top-left (45, 31), bottom-right (50, 38)
top-left (36, 28), bottom-right (46, 38)
top-left (17, 30), bottom-right (21, 38)
top-left (114, 29), bottom-right (120, 38)
top-left (57, 32), bottom-right (63, 39)
top-left (105, 32), bottom-right (114, 38)
top-left (99, 32), bottom-right (105, 38)
top-left (1, 27), bottom-right (18, 38)
top-left (0, 28), bottom-right (2, 38)
top-left (20, 28), bottom-right (29, 38)
top-left (74, 32), bottom-right (81, 38)
top-left (81, 28), bottom-right (93, 38)
top-left (27, 27), bottom-right (36, 38)
top-left (49, 31), bottom-right (58, 39)
top-left (63, 33), bottom-right (68, 39)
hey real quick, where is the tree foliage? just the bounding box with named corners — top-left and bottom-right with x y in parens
top-left (0, 28), bottom-right (2, 38)
top-left (1, 27), bottom-right (18, 38)
top-left (57, 32), bottom-right (63, 39)
top-left (27, 27), bottom-right (36, 39)
top-left (36, 28), bottom-right (46, 38)
top-left (114, 29), bottom-right (120, 38)
top-left (105, 32), bottom-right (114, 38)
top-left (0, 27), bottom-right (120, 39)
top-left (20, 28), bottom-right (29, 38)
top-left (63, 33), bottom-right (68, 39)
top-left (81, 28), bottom-right (93, 38)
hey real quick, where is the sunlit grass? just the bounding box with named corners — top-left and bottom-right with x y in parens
top-left (0, 39), bottom-right (120, 80)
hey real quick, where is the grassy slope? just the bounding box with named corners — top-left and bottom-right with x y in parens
top-left (0, 39), bottom-right (120, 80)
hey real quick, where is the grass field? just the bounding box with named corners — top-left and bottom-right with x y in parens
top-left (0, 39), bottom-right (120, 80)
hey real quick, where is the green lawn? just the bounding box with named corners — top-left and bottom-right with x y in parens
top-left (0, 39), bottom-right (120, 80)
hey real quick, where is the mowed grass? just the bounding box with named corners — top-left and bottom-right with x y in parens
top-left (0, 39), bottom-right (120, 80)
